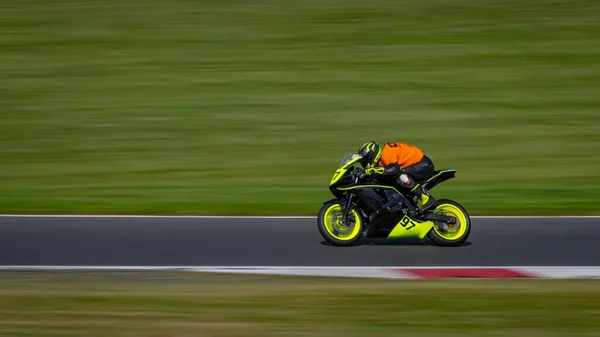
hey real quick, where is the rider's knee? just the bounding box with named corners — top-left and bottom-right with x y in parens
top-left (397, 173), bottom-right (414, 188)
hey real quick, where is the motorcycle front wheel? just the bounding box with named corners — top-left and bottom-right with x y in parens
top-left (317, 202), bottom-right (364, 247)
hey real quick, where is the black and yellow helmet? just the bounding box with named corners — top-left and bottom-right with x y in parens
top-left (358, 141), bottom-right (382, 167)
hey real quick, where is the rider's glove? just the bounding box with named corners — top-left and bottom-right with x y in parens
top-left (365, 166), bottom-right (385, 175)
top-left (362, 163), bottom-right (403, 179)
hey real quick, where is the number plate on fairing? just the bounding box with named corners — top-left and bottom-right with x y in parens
top-left (387, 215), bottom-right (434, 240)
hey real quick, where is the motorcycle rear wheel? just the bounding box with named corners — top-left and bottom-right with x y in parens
top-left (317, 202), bottom-right (364, 246)
top-left (427, 199), bottom-right (471, 247)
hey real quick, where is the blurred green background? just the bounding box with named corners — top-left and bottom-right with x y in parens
top-left (1, 0), bottom-right (599, 215)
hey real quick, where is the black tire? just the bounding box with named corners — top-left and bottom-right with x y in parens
top-left (426, 199), bottom-right (471, 247)
top-left (317, 202), bottom-right (364, 247)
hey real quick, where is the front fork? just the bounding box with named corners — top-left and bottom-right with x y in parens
top-left (342, 192), bottom-right (354, 221)
top-left (342, 174), bottom-right (361, 221)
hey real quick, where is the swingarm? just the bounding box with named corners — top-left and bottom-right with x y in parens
top-left (421, 213), bottom-right (457, 224)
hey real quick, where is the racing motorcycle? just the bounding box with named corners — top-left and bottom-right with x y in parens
top-left (317, 153), bottom-right (471, 247)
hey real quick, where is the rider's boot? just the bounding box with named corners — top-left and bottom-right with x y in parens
top-left (411, 184), bottom-right (436, 212)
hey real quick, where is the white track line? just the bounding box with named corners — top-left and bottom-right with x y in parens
top-left (0, 266), bottom-right (599, 270)
top-left (0, 214), bottom-right (598, 219)
top-left (1, 266), bottom-right (600, 279)
top-left (0, 214), bottom-right (313, 219)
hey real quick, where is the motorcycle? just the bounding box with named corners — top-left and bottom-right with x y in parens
top-left (317, 153), bottom-right (471, 247)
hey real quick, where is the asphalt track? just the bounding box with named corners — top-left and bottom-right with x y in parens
top-left (0, 216), bottom-right (599, 267)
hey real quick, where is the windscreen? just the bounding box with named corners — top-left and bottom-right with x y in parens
top-left (338, 153), bottom-right (361, 168)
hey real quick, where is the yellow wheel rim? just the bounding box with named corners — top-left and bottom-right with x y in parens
top-left (432, 203), bottom-right (468, 241)
top-left (322, 204), bottom-right (361, 241)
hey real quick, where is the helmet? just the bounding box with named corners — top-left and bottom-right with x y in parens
top-left (358, 141), bottom-right (382, 167)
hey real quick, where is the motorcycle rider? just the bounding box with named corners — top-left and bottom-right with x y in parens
top-left (357, 141), bottom-right (436, 212)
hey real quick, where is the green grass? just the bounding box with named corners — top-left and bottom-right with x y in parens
top-left (1, 0), bottom-right (599, 215)
top-left (1, 272), bottom-right (600, 336)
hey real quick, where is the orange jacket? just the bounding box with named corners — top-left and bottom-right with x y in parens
top-left (378, 142), bottom-right (424, 169)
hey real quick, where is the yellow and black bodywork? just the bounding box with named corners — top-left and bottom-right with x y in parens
top-left (318, 153), bottom-right (471, 247)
